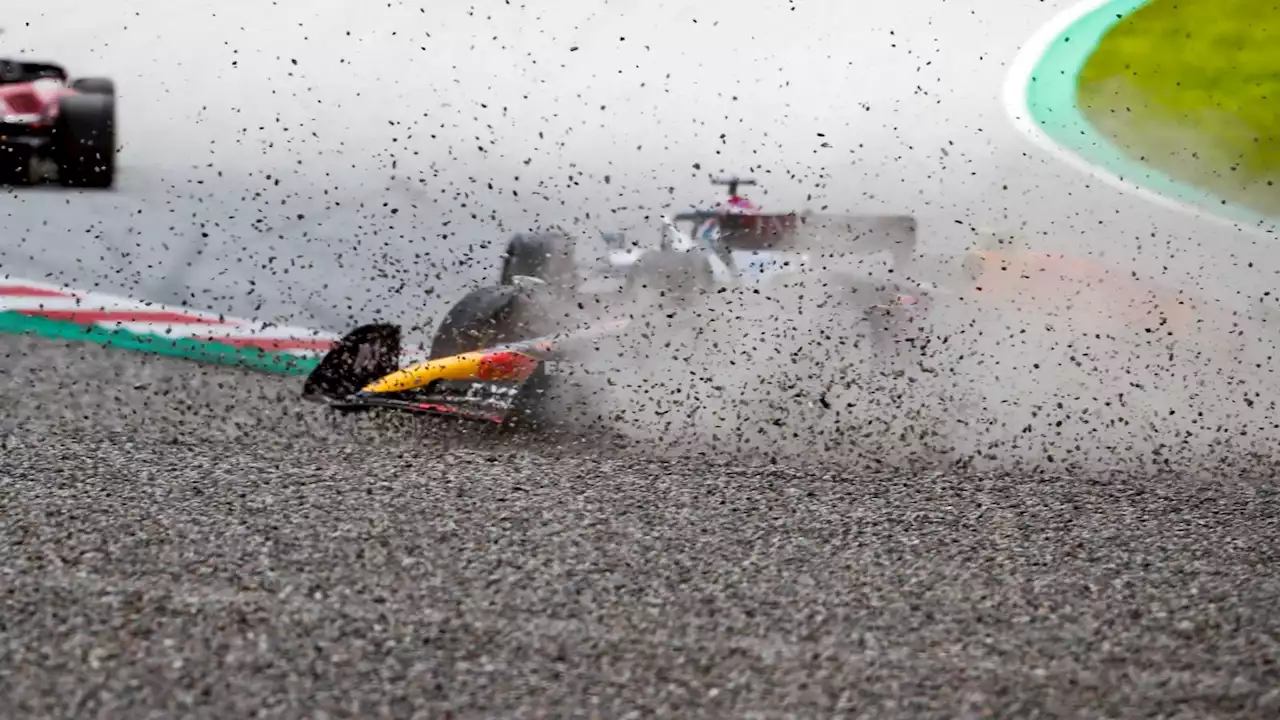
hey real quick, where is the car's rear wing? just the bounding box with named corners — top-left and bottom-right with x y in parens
top-left (670, 211), bottom-right (918, 262)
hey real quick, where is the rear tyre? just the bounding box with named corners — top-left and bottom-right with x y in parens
top-left (70, 77), bottom-right (116, 96)
top-left (0, 144), bottom-right (36, 186)
top-left (54, 93), bottom-right (115, 189)
top-left (429, 285), bottom-right (544, 359)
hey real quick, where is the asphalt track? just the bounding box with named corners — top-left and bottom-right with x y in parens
top-left (4, 0), bottom-right (1280, 716)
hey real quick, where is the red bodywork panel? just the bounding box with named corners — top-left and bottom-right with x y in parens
top-left (475, 349), bottom-right (542, 382)
top-left (0, 79), bottom-right (75, 126)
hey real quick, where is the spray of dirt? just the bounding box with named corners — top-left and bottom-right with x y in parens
top-left (542, 251), bottom-right (1280, 476)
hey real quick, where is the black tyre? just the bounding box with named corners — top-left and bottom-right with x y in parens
top-left (429, 284), bottom-right (546, 359)
top-left (0, 144), bottom-right (36, 186)
top-left (54, 93), bottom-right (115, 188)
top-left (499, 232), bottom-right (576, 288)
top-left (70, 77), bottom-right (116, 96)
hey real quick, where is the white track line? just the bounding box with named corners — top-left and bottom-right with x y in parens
top-left (1, 277), bottom-right (339, 346)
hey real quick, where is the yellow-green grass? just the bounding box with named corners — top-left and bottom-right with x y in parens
top-left (1077, 0), bottom-right (1280, 216)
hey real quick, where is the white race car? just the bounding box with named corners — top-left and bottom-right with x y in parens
top-left (502, 176), bottom-right (926, 300)
top-left (413, 177), bottom-right (938, 373)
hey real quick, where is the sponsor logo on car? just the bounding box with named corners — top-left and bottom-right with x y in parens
top-left (542, 361), bottom-right (589, 376)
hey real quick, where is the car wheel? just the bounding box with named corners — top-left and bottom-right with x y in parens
top-left (54, 93), bottom-right (115, 189)
top-left (0, 145), bottom-right (36, 186)
top-left (429, 284), bottom-right (545, 359)
top-left (70, 77), bottom-right (116, 96)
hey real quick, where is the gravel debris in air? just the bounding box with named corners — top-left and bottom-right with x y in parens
top-left (2, 334), bottom-right (1280, 719)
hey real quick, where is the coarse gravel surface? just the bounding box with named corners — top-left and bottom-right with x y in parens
top-left (3, 333), bottom-right (1280, 719)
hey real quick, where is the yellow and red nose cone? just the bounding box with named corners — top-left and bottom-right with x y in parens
top-left (361, 351), bottom-right (487, 394)
top-left (475, 350), bottom-right (540, 382)
top-left (359, 348), bottom-right (540, 395)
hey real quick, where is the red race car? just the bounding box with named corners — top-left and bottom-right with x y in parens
top-left (0, 56), bottom-right (115, 188)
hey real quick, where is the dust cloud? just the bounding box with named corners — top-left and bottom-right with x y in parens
top-left (7, 0), bottom-right (1280, 475)
top-left (541, 247), bottom-right (1280, 476)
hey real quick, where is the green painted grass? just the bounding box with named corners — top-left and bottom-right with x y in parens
top-left (0, 311), bottom-right (321, 376)
top-left (1078, 0), bottom-right (1280, 216)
